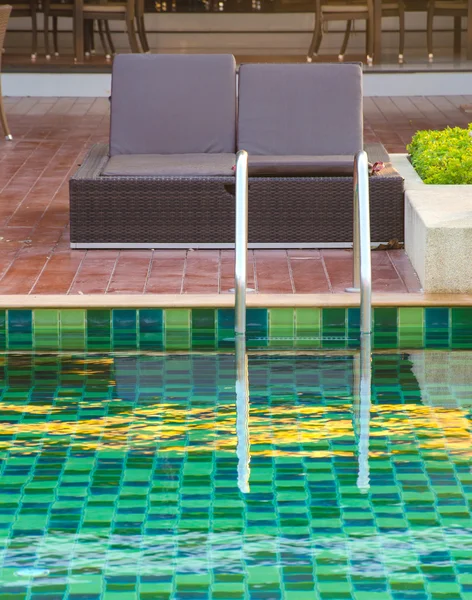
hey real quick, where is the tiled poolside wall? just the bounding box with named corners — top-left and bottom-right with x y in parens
top-left (1, 307), bottom-right (472, 351)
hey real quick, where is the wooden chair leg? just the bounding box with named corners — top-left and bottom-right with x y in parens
top-left (44, 10), bottom-right (51, 59)
top-left (398, 1), bottom-right (405, 62)
top-left (53, 16), bottom-right (59, 56)
top-left (427, 2), bottom-right (434, 60)
top-left (90, 20), bottom-right (96, 55)
top-left (104, 22), bottom-right (115, 55)
top-left (339, 20), bottom-right (352, 60)
top-left (137, 16), bottom-right (150, 53)
top-left (125, 17), bottom-right (140, 53)
top-left (0, 81), bottom-right (12, 140)
top-left (84, 20), bottom-right (91, 57)
top-left (30, 4), bottom-right (37, 59)
top-left (307, 13), bottom-right (322, 61)
top-left (97, 20), bottom-right (111, 58)
top-left (366, 8), bottom-right (374, 64)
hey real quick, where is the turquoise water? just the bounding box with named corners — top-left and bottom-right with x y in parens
top-left (0, 351), bottom-right (472, 599)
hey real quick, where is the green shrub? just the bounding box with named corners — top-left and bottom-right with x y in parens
top-left (407, 124), bottom-right (472, 184)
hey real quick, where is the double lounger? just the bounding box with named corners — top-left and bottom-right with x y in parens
top-left (69, 54), bottom-right (404, 248)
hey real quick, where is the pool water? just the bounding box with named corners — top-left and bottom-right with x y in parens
top-left (1, 351), bottom-right (472, 600)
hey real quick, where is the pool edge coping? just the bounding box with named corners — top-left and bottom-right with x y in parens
top-left (1, 293), bottom-right (471, 308)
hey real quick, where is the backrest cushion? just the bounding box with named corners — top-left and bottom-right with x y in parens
top-left (110, 54), bottom-right (237, 156)
top-left (237, 63), bottom-right (363, 156)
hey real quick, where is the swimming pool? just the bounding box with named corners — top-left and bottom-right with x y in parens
top-left (0, 349), bottom-right (471, 599)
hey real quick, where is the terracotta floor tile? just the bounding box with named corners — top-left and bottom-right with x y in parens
top-left (387, 249), bottom-right (423, 292)
top-left (31, 251), bottom-right (86, 294)
top-left (371, 251), bottom-right (408, 292)
top-left (69, 251), bottom-right (119, 294)
top-left (107, 251), bottom-right (152, 294)
top-left (146, 250), bottom-right (187, 294)
top-left (183, 250), bottom-right (220, 293)
top-left (255, 250), bottom-right (293, 293)
top-left (288, 251), bottom-right (330, 293)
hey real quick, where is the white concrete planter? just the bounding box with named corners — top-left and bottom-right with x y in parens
top-left (391, 154), bottom-right (472, 294)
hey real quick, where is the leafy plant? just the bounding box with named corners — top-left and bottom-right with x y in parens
top-left (407, 124), bottom-right (472, 184)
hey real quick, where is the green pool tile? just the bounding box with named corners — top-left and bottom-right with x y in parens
top-left (112, 309), bottom-right (137, 349)
top-left (33, 309), bottom-right (60, 350)
top-left (87, 309), bottom-right (111, 350)
top-left (7, 309), bottom-right (33, 350)
top-left (374, 307), bottom-right (398, 348)
top-left (322, 307), bottom-right (347, 348)
top-left (60, 309), bottom-right (86, 350)
top-left (139, 309), bottom-right (163, 350)
top-left (191, 309), bottom-right (216, 349)
top-left (295, 308), bottom-right (321, 348)
top-left (451, 307), bottom-right (472, 348)
top-left (269, 308), bottom-right (294, 347)
top-left (398, 307), bottom-right (424, 348)
top-left (164, 309), bottom-right (190, 350)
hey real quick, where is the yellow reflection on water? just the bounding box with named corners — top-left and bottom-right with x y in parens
top-left (0, 402), bottom-right (471, 458)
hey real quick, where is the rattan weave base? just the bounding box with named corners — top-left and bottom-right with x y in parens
top-left (69, 143), bottom-right (404, 247)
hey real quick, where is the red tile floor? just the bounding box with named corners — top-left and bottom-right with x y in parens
top-left (0, 95), bottom-right (470, 295)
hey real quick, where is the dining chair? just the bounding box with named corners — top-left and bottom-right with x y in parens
top-left (306, 0), bottom-right (375, 65)
top-left (427, 0), bottom-right (466, 60)
top-left (381, 0), bottom-right (406, 63)
top-left (43, 0), bottom-right (146, 59)
top-left (8, 0), bottom-right (38, 60)
top-left (0, 4), bottom-right (12, 140)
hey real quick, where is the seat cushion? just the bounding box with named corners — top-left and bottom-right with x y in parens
top-left (247, 155), bottom-right (356, 176)
top-left (101, 153), bottom-right (236, 177)
top-left (238, 63), bottom-right (363, 157)
top-left (110, 54), bottom-right (237, 157)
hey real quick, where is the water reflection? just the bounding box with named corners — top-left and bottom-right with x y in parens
top-left (354, 335), bottom-right (372, 493)
top-left (235, 335), bottom-right (250, 493)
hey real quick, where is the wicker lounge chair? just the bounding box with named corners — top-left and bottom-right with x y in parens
top-left (69, 55), bottom-right (404, 248)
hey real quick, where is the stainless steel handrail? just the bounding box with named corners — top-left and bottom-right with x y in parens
top-left (235, 150), bottom-right (249, 336)
top-left (346, 150), bottom-right (372, 335)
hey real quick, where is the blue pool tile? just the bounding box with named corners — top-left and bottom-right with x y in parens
top-left (246, 309), bottom-right (268, 348)
top-left (217, 308), bottom-right (235, 348)
top-left (0, 310), bottom-right (5, 350)
top-left (7, 309), bottom-right (33, 350)
top-left (425, 307), bottom-right (450, 348)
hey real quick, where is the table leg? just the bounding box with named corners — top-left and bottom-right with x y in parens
top-left (74, 0), bottom-right (84, 63)
top-left (373, 0), bottom-right (382, 64)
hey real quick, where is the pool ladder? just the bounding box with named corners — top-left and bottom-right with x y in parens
top-left (233, 149), bottom-right (372, 337)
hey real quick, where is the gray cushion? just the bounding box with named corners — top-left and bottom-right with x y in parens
top-left (101, 153), bottom-right (236, 177)
top-left (110, 54), bottom-right (237, 157)
top-left (237, 63), bottom-right (363, 156)
top-left (248, 155), bottom-right (356, 176)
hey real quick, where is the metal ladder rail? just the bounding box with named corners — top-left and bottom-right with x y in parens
top-left (234, 150), bottom-right (250, 493)
top-left (235, 149), bottom-right (249, 336)
top-left (346, 150), bottom-right (372, 336)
